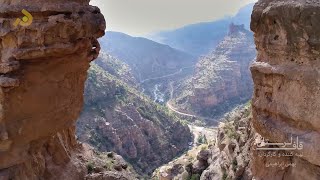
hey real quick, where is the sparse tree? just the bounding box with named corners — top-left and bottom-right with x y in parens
top-left (197, 134), bottom-right (204, 144)
top-left (203, 135), bottom-right (208, 144)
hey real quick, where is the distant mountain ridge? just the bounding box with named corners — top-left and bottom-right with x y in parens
top-left (149, 3), bottom-right (254, 56)
top-left (149, 18), bottom-right (231, 56)
top-left (99, 31), bottom-right (196, 82)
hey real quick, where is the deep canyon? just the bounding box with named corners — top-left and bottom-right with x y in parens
top-left (0, 0), bottom-right (320, 180)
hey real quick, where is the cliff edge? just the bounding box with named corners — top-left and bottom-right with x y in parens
top-left (251, 0), bottom-right (320, 179)
top-left (0, 0), bottom-right (106, 179)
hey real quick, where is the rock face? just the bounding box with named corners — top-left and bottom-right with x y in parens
top-left (250, 0), bottom-right (320, 179)
top-left (173, 24), bottom-right (256, 119)
top-left (77, 58), bottom-right (192, 175)
top-left (0, 0), bottom-right (106, 179)
top-left (200, 106), bottom-right (254, 180)
top-left (153, 105), bottom-right (253, 180)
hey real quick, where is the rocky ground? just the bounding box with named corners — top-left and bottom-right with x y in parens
top-left (152, 104), bottom-right (254, 180)
top-left (81, 144), bottom-right (139, 180)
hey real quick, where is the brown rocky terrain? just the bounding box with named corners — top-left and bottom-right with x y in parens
top-left (77, 60), bottom-right (193, 175)
top-left (0, 0), bottom-right (137, 179)
top-left (173, 24), bottom-right (256, 120)
top-left (250, 0), bottom-right (320, 179)
top-left (82, 144), bottom-right (139, 180)
top-left (152, 105), bottom-right (253, 180)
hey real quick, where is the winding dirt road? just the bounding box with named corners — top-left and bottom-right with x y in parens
top-left (167, 82), bottom-right (220, 124)
top-left (166, 101), bottom-right (196, 118)
top-left (139, 65), bottom-right (220, 126)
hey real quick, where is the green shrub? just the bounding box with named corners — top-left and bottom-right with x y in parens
top-left (87, 163), bottom-right (94, 174)
top-left (197, 134), bottom-right (208, 144)
top-left (224, 123), bottom-right (239, 140)
top-left (197, 135), bottom-right (203, 144)
top-left (189, 174), bottom-right (200, 180)
top-left (103, 161), bottom-right (113, 170)
top-left (222, 167), bottom-right (228, 180)
top-left (232, 158), bottom-right (238, 172)
top-left (203, 135), bottom-right (208, 144)
top-left (201, 144), bottom-right (208, 150)
top-left (137, 107), bottom-right (154, 121)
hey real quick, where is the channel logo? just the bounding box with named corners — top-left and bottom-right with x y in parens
top-left (13, 9), bottom-right (33, 27)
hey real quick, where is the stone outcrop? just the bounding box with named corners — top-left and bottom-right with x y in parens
top-left (250, 0), bottom-right (320, 179)
top-left (82, 144), bottom-right (139, 180)
top-left (200, 106), bottom-right (254, 180)
top-left (173, 24), bottom-right (256, 120)
top-left (0, 0), bottom-right (108, 179)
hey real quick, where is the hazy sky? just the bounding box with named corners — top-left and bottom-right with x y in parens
top-left (90, 0), bottom-right (257, 36)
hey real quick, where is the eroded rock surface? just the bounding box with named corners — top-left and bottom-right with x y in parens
top-left (77, 57), bottom-right (192, 175)
top-left (153, 105), bottom-right (253, 180)
top-left (0, 0), bottom-right (108, 179)
top-left (251, 0), bottom-right (320, 179)
top-left (173, 24), bottom-right (256, 120)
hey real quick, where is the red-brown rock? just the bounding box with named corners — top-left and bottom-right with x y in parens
top-left (0, 0), bottom-right (106, 179)
top-left (250, 0), bottom-right (320, 179)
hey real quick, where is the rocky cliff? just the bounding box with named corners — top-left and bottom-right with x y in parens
top-left (250, 0), bottom-right (320, 179)
top-left (77, 57), bottom-right (192, 175)
top-left (173, 24), bottom-right (256, 120)
top-left (153, 105), bottom-right (253, 180)
top-left (0, 0), bottom-right (113, 179)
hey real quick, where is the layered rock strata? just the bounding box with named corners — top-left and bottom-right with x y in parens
top-left (173, 24), bottom-right (256, 119)
top-left (0, 0), bottom-right (106, 179)
top-left (250, 0), bottom-right (320, 179)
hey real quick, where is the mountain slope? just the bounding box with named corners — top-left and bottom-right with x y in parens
top-left (172, 24), bottom-right (256, 121)
top-left (100, 31), bottom-right (196, 82)
top-left (149, 3), bottom-right (254, 56)
top-left (77, 56), bottom-right (192, 175)
top-left (94, 52), bottom-right (137, 86)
